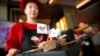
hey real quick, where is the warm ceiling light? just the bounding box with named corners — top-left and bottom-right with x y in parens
top-left (49, 0), bottom-right (59, 5)
top-left (76, 0), bottom-right (91, 9)
top-left (49, 0), bottom-right (54, 4)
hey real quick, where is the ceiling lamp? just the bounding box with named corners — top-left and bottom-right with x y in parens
top-left (76, 0), bottom-right (91, 9)
top-left (49, 0), bottom-right (59, 5)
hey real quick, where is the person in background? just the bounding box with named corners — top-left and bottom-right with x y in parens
top-left (85, 23), bottom-right (100, 56)
top-left (5, 0), bottom-right (48, 56)
top-left (74, 19), bottom-right (97, 56)
top-left (80, 23), bottom-right (100, 56)
top-left (90, 24), bottom-right (100, 45)
top-left (74, 19), bottom-right (89, 36)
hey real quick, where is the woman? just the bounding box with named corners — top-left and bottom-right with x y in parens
top-left (5, 0), bottom-right (48, 56)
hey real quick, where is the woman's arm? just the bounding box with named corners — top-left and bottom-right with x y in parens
top-left (5, 23), bottom-right (22, 56)
top-left (6, 48), bottom-right (20, 56)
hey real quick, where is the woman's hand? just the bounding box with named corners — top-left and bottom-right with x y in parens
top-left (6, 48), bottom-right (20, 56)
top-left (6, 54), bottom-right (14, 56)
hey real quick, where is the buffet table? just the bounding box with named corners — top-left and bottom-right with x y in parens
top-left (16, 39), bottom-right (82, 56)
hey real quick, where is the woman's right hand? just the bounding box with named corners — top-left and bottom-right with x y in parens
top-left (6, 48), bottom-right (20, 56)
top-left (6, 53), bottom-right (14, 56)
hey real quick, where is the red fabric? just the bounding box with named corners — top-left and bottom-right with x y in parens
top-left (37, 35), bottom-right (43, 45)
top-left (20, 0), bottom-right (43, 14)
top-left (76, 31), bottom-right (83, 36)
top-left (77, 19), bottom-right (85, 24)
top-left (33, 35), bottom-right (43, 45)
top-left (5, 22), bottom-right (39, 51)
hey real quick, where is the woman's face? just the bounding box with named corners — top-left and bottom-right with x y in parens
top-left (24, 2), bottom-right (39, 19)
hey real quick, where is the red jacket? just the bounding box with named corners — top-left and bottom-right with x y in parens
top-left (5, 22), bottom-right (39, 51)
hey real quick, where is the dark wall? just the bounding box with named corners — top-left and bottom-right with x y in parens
top-left (77, 1), bottom-right (100, 24)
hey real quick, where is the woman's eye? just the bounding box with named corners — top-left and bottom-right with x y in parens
top-left (29, 6), bottom-right (38, 10)
top-left (29, 6), bottom-right (32, 8)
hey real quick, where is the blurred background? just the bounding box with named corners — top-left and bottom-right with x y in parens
top-left (0, 0), bottom-right (100, 56)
